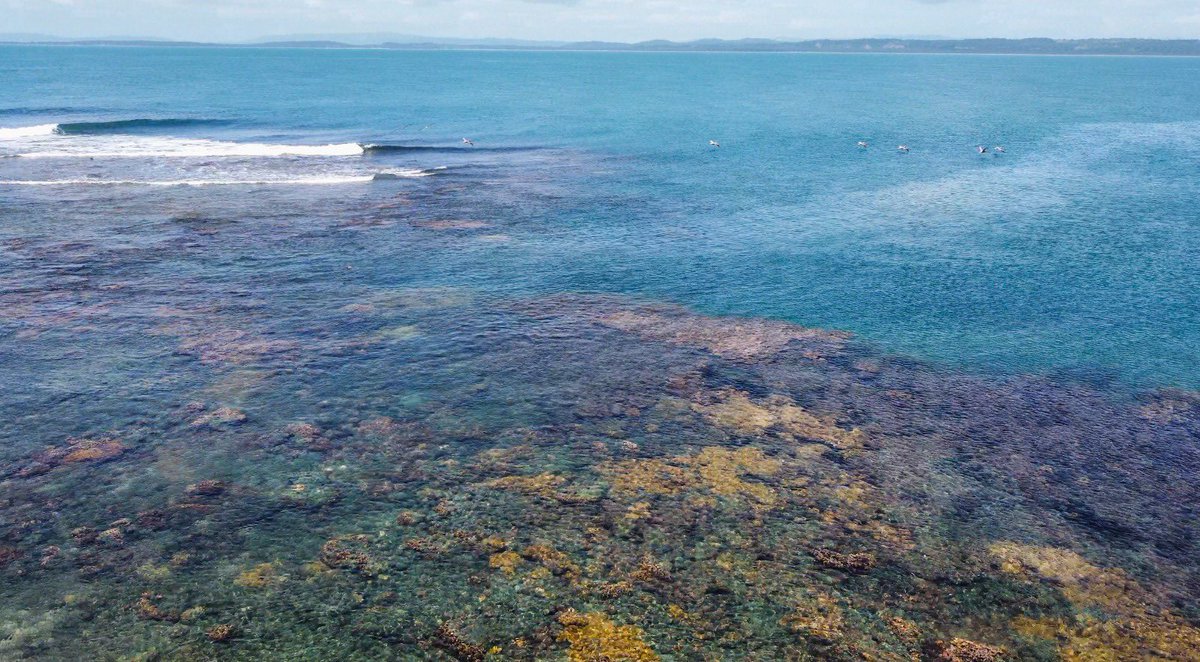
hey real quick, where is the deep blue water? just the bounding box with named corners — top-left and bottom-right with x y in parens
top-left (3, 46), bottom-right (1199, 387)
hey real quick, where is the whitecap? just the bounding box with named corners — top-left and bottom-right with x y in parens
top-left (0, 176), bottom-right (376, 187)
top-left (0, 124), bottom-right (60, 140)
top-left (15, 135), bottom-right (366, 158)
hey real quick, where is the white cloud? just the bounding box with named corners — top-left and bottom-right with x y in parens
top-left (3, 0), bottom-right (1199, 41)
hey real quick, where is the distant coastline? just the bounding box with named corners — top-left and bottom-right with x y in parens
top-left (3, 36), bottom-right (1200, 56)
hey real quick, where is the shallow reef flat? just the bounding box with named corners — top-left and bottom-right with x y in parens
top-left (2, 279), bottom-right (1199, 660)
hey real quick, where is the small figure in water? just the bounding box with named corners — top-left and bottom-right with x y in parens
top-left (462, 138), bottom-right (474, 146)
top-left (977, 145), bottom-right (988, 154)
top-left (709, 140), bottom-right (721, 148)
top-left (897, 145), bottom-right (910, 153)
top-left (857, 141), bottom-right (869, 148)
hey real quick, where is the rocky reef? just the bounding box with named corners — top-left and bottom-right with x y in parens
top-left (2, 285), bottom-right (1198, 660)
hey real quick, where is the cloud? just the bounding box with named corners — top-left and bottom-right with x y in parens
top-left (4, 0), bottom-right (1200, 41)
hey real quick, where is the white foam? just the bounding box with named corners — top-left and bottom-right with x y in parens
top-left (0, 176), bottom-right (376, 187)
top-left (14, 135), bottom-right (366, 158)
top-left (0, 124), bottom-right (60, 140)
top-left (375, 167), bottom-right (448, 179)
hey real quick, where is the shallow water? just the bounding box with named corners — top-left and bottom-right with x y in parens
top-left (1, 47), bottom-right (1199, 660)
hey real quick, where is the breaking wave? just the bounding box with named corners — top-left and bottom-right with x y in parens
top-left (54, 118), bottom-right (233, 135)
top-left (0, 124), bottom-right (59, 140)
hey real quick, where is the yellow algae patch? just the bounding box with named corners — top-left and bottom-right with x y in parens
top-left (988, 542), bottom-right (1135, 608)
top-left (1013, 614), bottom-right (1200, 661)
top-left (930, 638), bottom-right (1005, 661)
top-left (624, 501), bottom-right (652, 521)
top-left (692, 390), bottom-right (864, 451)
top-left (693, 447), bottom-right (781, 505)
top-left (234, 562), bottom-right (283, 589)
top-left (596, 305), bottom-right (848, 361)
top-left (484, 472), bottom-right (566, 498)
top-left (601, 447), bottom-right (782, 509)
top-left (135, 563), bottom-right (171, 581)
top-left (523, 544), bottom-right (581, 578)
top-left (991, 542), bottom-right (1200, 660)
top-left (602, 459), bottom-right (689, 497)
top-left (779, 592), bottom-right (844, 643)
top-left (557, 610), bottom-right (659, 662)
top-left (489, 551), bottom-right (524, 575)
top-left (692, 392), bottom-right (776, 433)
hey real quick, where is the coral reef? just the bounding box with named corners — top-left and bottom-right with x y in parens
top-left (5, 265), bottom-right (1200, 660)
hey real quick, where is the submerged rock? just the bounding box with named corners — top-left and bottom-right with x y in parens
top-left (929, 637), bottom-right (1005, 662)
top-left (991, 541), bottom-right (1200, 659)
top-left (810, 548), bottom-right (877, 574)
top-left (518, 294), bottom-right (848, 361)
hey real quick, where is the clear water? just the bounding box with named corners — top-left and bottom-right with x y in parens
top-left (1, 46), bottom-right (1199, 660)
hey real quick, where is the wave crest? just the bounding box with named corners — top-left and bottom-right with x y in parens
top-left (55, 118), bottom-right (232, 135)
top-left (0, 124), bottom-right (59, 140)
top-left (17, 138), bottom-right (366, 158)
top-left (0, 176), bottom-right (377, 187)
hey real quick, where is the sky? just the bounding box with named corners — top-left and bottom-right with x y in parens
top-left (3, 0), bottom-right (1200, 43)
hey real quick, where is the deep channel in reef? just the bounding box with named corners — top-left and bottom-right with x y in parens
top-left (2, 279), bottom-right (1199, 660)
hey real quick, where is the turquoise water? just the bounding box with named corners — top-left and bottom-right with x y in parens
top-left (2, 46), bottom-right (1200, 660)
top-left (4, 47), bottom-right (1200, 386)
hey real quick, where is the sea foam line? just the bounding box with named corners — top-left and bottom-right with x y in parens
top-left (0, 124), bottom-right (60, 140)
top-left (15, 138), bottom-right (367, 158)
top-left (0, 176), bottom-right (378, 187)
top-left (0, 169), bottom-right (444, 186)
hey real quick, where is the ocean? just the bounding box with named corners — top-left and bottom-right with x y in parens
top-left (1, 45), bottom-right (1199, 659)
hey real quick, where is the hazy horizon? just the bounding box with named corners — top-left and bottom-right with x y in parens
top-left (3, 1), bottom-right (1198, 44)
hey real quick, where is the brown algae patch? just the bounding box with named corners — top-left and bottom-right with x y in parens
top-left (691, 389), bottom-right (865, 450)
top-left (779, 592), bottom-right (845, 644)
top-left (601, 446), bottom-right (782, 509)
top-left (59, 437), bottom-right (126, 464)
top-left (190, 406), bottom-right (248, 427)
top-left (155, 317), bottom-right (300, 366)
top-left (482, 471), bottom-right (597, 504)
top-left (930, 638), bottom-right (1006, 661)
top-left (556, 609), bottom-right (659, 662)
top-left (990, 542), bottom-right (1200, 659)
top-left (488, 551), bottom-right (524, 575)
top-left (515, 294), bottom-right (848, 361)
top-left (599, 307), bottom-right (847, 361)
top-left (234, 562), bottom-right (284, 589)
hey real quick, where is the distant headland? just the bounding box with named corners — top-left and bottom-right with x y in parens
top-left (2, 34), bottom-right (1200, 56)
